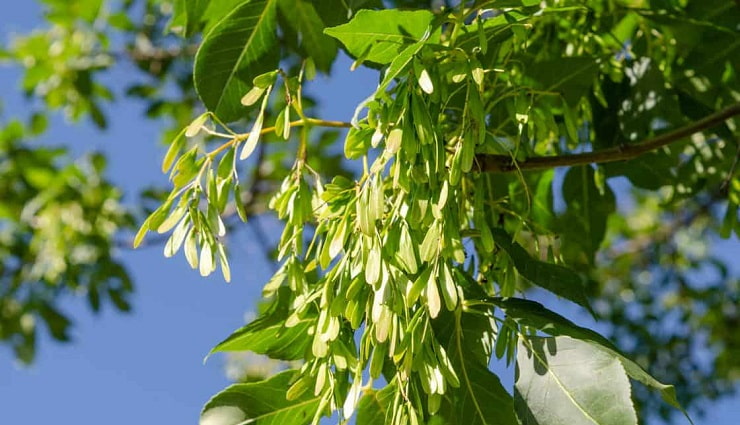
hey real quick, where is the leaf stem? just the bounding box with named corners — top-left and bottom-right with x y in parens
top-left (205, 118), bottom-right (352, 159)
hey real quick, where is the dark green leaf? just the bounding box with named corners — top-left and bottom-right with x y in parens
top-left (278, 0), bottom-right (337, 72)
top-left (561, 166), bottom-right (616, 265)
top-left (490, 228), bottom-right (590, 309)
top-left (200, 370), bottom-right (321, 425)
top-left (525, 58), bottom-right (598, 106)
top-left (194, 0), bottom-right (280, 121)
top-left (434, 306), bottom-right (517, 425)
top-left (39, 304), bottom-right (71, 341)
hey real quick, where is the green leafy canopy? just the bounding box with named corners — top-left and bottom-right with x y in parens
top-left (130, 1), bottom-right (737, 424)
top-left (2, 0), bottom-right (737, 424)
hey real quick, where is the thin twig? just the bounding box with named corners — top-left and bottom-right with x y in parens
top-left (206, 118), bottom-right (352, 159)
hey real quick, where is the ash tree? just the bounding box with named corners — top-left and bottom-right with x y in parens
top-left (1, 0), bottom-right (738, 424)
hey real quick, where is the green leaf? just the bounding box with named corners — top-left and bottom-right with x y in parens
top-left (278, 0), bottom-right (337, 72)
top-left (170, 0), bottom-right (209, 36)
top-left (312, 0), bottom-right (383, 28)
top-left (356, 384), bottom-right (396, 425)
top-left (209, 287), bottom-right (313, 360)
top-left (531, 170), bottom-right (556, 230)
top-left (200, 0), bottom-right (249, 32)
top-left (525, 58), bottom-right (598, 106)
top-left (491, 297), bottom-right (689, 419)
top-left (490, 228), bottom-right (590, 310)
top-left (194, 0), bottom-right (280, 121)
top-left (324, 9), bottom-right (436, 66)
top-left (420, 223), bottom-right (440, 263)
top-left (604, 152), bottom-right (675, 190)
top-left (561, 166), bottom-right (616, 265)
top-left (344, 126), bottom-right (373, 160)
top-left (200, 370), bottom-right (321, 425)
top-left (515, 336), bottom-right (638, 425)
top-left (434, 307), bottom-right (517, 425)
top-left (133, 220), bottom-right (149, 249)
top-left (375, 33), bottom-right (429, 95)
top-left (39, 304), bottom-right (71, 341)
top-left (445, 360), bottom-right (517, 425)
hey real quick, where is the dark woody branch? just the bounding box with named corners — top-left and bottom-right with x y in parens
top-left (478, 103), bottom-right (740, 173)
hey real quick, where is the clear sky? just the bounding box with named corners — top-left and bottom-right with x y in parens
top-left (0, 3), bottom-right (738, 425)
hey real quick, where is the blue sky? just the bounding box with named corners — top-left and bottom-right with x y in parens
top-left (0, 3), bottom-right (738, 424)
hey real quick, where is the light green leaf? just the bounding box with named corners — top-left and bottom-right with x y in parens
top-left (241, 85), bottom-right (271, 160)
top-left (515, 336), bottom-right (638, 425)
top-left (386, 128), bottom-right (402, 154)
top-left (356, 384), bottom-right (396, 425)
top-left (217, 243), bottom-right (231, 282)
top-left (162, 130), bottom-right (186, 173)
top-left (366, 241), bottom-right (381, 285)
top-left (209, 287), bottom-right (313, 360)
top-left (184, 228), bottom-right (199, 269)
top-left (375, 34), bottom-right (429, 96)
top-left (186, 112), bottom-right (208, 138)
top-left (241, 85), bottom-right (266, 106)
top-left (194, 0), bottom-right (279, 121)
top-left (426, 271), bottom-right (441, 318)
top-left (324, 9), bottom-right (436, 66)
top-left (439, 262), bottom-right (458, 311)
top-left (200, 370), bottom-right (321, 425)
top-left (199, 241), bottom-right (214, 276)
top-left (344, 126), bottom-right (373, 159)
top-left (157, 204), bottom-right (188, 234)
top-left (132, 221), bottom-right (149, 249)
top-left (420, 223), bottom-right (440, 263)
top-left (241, 112), bottom-right (264, 160)
top-left (397, 223), bottom-right (418, 274)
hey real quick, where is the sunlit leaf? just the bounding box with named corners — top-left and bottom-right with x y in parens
top-left (516, 336), bottom-right (638, 425)
top-left (200, 370), bottom-right (321, 425)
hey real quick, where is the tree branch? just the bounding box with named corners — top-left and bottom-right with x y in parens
top-left (478, 102), bottom-right (740, 173)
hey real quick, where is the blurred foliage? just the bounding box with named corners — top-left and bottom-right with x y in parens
top-left (0, 117), bottom-right (132, 362)
top-left (0, 0), bottom-right (736, 424)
